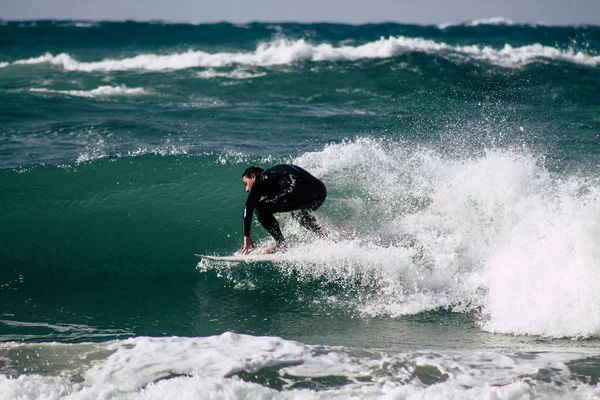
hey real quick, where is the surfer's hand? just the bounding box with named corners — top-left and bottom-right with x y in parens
top-left (241, 236), bottom-right (255, 255)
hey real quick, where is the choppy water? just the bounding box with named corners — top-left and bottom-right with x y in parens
top-left (1, 18), bottom-right (600, 399)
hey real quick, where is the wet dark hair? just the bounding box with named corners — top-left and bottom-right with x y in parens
top-left (242, 166), bottom-right (264, 179)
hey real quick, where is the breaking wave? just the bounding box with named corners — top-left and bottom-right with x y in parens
top-left (438, 17), bottom-right (517, 29)
top-left (1, 333), bottom-right (600, 399)
top-left (29, 85), bottom-right (149, 98)
top-left (5, 36), bottom-right (599, 72)
top-left (201, 138), bottom-right (600, 339)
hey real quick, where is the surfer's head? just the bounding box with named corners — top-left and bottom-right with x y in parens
top-left (242, 166), bottom-right (263, 192)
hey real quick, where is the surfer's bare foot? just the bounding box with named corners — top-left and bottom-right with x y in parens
top-left (262, 244), bottom-right (286, 254)
top-left (318, 228), bottom-right (328, 238)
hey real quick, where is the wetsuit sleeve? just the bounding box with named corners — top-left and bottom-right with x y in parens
top-left (243, 182), bottom-right (262, 236)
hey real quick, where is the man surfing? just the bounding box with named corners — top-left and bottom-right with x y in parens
top-left (241, 165), bottom-right (327, 255)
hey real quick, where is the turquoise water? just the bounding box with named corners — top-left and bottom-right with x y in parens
top-left (1, 19), bottom-right (600, 398)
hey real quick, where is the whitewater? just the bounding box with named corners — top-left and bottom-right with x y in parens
top-left (5, 36), bottom-right (600, 72)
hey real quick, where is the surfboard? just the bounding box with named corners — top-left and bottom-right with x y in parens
top-left (194, 253), bottom-right (281, 263)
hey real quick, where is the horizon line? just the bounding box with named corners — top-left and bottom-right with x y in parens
top-left (1, 17), bottom-right (598, 28)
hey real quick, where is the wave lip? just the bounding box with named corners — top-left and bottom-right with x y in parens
top-left (8, 35), bottom-right (600, 72)
top-left (29, 85), bottom-right (149, 98)
top-left (459, 42), bottom-right (600, 67)
top-left (466, 17), bottom-right (516, 26)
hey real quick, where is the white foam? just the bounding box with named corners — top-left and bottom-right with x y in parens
top-left (459, 42), bottom-right (600, 67)
top-left (10, 36), bottom-right (600, 71)
top-left (467, 17), bottom-right (516, 26)
top-left (0, 319), bottom-right (131, 340)
top-left (482, 178), bottom-right (600, 337)
top-left (439, 17), bottom-right (517, 29)
top-left (0, 375), bottom-right (71, 400)
top-left (197, 68), bottom-right (267, 80)
top-left (1, 334), bottom-right (599, 399)
top-left (61, 21), bottom-right (99, 28)
top-left (29, 85), bottom-right (149, 98)
top-left (83, 333), bottom-right (312, 391)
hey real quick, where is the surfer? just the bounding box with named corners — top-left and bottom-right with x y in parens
top-left (241, 165), bottom-right (327, 255)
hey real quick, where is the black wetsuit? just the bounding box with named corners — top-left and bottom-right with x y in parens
top-left (243, 164), bottom-right (327, 244)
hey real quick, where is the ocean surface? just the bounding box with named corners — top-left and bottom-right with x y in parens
top-left (1, 18), bottom-right (600, 399)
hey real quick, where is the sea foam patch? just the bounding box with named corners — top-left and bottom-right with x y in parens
top-left (29, 85), bottom-right (149, 98)
top-left (197, 68), bottom-right (267, 80)
top-left (1, 334), bottom-right (599, 399)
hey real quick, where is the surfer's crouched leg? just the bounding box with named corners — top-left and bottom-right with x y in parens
top-left (255, 208), bottom-right (285, 244)
top-left (291, 209), bottom-right (322, 234)
top-left (290, 183), bottom-right (326, 236)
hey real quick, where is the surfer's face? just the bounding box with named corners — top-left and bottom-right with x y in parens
top-left (242, 175), bottom-right (256, 192)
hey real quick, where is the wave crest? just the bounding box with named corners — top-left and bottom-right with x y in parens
top-left (6, 36), bottom-right (599, 72)
top-left (439, 17), bottom-right (517, 29)
top-left (29, 85), bottom-right (149, 98)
